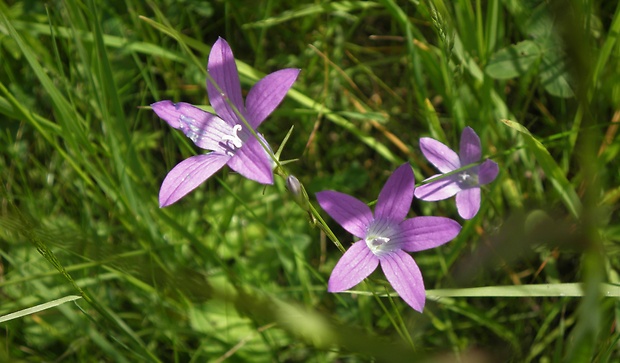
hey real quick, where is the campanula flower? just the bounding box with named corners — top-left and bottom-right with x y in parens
top-left (317, 163), bottom-right (461, 312)
top-left (414, 127), bottom-right (499, 219)
top-left (152, 37), bottom-right (300, 207)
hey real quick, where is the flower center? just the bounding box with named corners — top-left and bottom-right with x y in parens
top-left (221, 124), bottom-right (244, 156)
top-left (458, 171), bottom-right (479, 187)
top-left (366, 235), bottom-right (390, 251)
top-left (365, 218), bottom-right (399, 256)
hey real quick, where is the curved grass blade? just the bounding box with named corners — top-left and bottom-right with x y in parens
top-left (501, 119), bottom-right (582, 218)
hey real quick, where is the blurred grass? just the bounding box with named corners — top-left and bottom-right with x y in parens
top-left (1, 0), bottom-right (619, 361)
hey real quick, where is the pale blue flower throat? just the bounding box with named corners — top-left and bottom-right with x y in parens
top-left (365, 219), bottom-right (398, 256)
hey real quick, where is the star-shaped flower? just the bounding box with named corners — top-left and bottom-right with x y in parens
top-left (316, 163), bottom-right (461, 312)
top-left (414, 127), bottom-right (499, 219)
top-left (152, 37), bottom-right (300, 207)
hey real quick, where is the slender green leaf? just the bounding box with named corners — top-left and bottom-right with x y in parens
top-left (0, 295), bottom-right (82, 323)
top-left (501, 119), bottom-right (582, 218)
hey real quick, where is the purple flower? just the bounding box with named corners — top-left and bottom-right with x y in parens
top-left (152, 37), bottom-right (300, 207)
top-left (316, 163), bottom-right (461, 312)
top-left (414, 127), bottom-right (499, 219)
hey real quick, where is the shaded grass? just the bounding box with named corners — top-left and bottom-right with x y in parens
top-left (0, 0), bottom-right (619, 361)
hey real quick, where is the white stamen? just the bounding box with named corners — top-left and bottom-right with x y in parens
top-left (364, 218), bottom-right (400, 256)
top-left (221, 124), bottom-right (244, 156)
top-left (458, 171), bottom-right (479, 187)
top-left (366, 234), bottom-right (392, 256)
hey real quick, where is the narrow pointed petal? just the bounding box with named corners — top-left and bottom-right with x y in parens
top-left (227, 136), bottom-right (273, 184)
top-left (397, 217), bottom-right (461, 252)
top-left (152, 101), bottom-right (202, 130)
top-left (152, 100), bottom-right (231, 151)
top-left (414, 175), bottom-right (462, 201)
top-left (459, 127), bottom-right (482, 165)
top-left (419, 137), bottom-right (460, 173)
top-left (478, 159), bottom-right (499, 184)
top-left (380, 250), bottom-right (425, 312)
top-left (159, 153), bottom-right (229, 207)
top-left (316, 191), bottom-right (373, 238)
top-left (456, 187), bottom-right (481, 219)
top-left (328, 241), bottom-right (378, 292)
top-left (246, 68), bottom-right (300, 129)
top-left (207, 38), bottom-right (245, 125)
top-left (375, 163), bottom-right (415, 221)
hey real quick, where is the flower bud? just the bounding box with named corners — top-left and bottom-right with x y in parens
top-left (286, 175), bottom-right (309, 211)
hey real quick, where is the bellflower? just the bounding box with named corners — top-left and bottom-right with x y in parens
top-left (414, 127), bottom-right (499, 219)
top-left (152, 37), bottom-right (300, 207)
top-left (316, 163), bottom-right (461, 312)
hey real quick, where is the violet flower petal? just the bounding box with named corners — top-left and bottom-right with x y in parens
top-left (227, 136), bottom-right (274, 184)
top-left (375, 163), bottom-right (415, 221)
top-left (459, 126), bottom-right (482, 165)
top-left (456, 187), bottom-right (481, 219)
top-left (328, 240), bottom-right (379, 292)
top-left (152, 100), bottom-right (194, 129)
top-left (316, 191), bottom-right (373, 238)
top-left (246, 68), bottom-right (301, 129)
top-left (396, 216), bottom-right (461, 252)
top-left (206, 37), bottom-right (245, 126)
top-left (152, 100), bottom-right (232, 152)
top-left (414, 174), bottom-right (462, 201)
top-left (380, 250), bottom-right (425, 312)
top-left (478, 159), bottom-right (499, 184)
top-left (159, 153), bottom-right (230, 207)
top-left (419, 137), bottom-right (461, 173)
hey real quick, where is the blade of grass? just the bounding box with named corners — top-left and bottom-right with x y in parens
top-left (344, 283), bottom-right (619, 298)
top-left (501, 119), bottom-right (582, 218)
top-left (0, 295), bottom-right (82, 323)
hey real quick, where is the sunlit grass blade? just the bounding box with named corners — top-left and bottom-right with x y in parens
top-left (8, 17), bottom-right (184, 60)
top-left (0, 295), bottom-right (82, 324)
top-left (345, 283), bottom-right (619, 298)
top-left (243, 1), bottom-right (381, 28)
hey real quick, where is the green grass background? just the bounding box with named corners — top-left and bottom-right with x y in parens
top-left (1, 0), bottom-right (619, 361)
